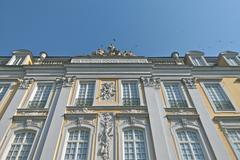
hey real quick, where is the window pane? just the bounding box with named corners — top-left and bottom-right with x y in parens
top-left (124, 128), bottom-right (147, 160)
top-left (191, 57), bottom-right (206, 66)
top-left (177, 130), bottom-right (205, 160)
top-left (75, 82), bottom-right (95, 106)
top-left (6, 131), bottom-right (36, 160)
top-left (164, 82), bottom-right (188, 108)
top-left (227, 129), bottom-right (240, 158)
top-left (227, 57), bottom-right (240, 66)
top-left (28, 83), bottom-right (53, 108)
top-left (122, 82), bottom-right (140, 106)
top-left (0, 84), bottom-right (9, 101)
top-left (64, 129), bottom-right (90, 160)
top-left (204, 83), bottom-right (234, 111)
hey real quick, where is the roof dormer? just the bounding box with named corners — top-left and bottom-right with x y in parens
top-left (184, 51), bottom-right (208, 66)
top-left (6, 49), bottom-right (33, 65)
top-left (218, 51), bottom-right (240, 66)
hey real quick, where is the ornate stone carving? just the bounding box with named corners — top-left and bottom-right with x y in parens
top-left (91, 44), bottom-right (135, 57)
top-left (141, 77), bottom-right (161, 88)
top-left (182, 78), bottom-right (196, 89)
top-left (56, 76), bottom-right (76, 88)
top-left (97, 113), bottom-right (114, 160)
top-left (171, 118), bottom-right (199, 129)
top-left (18, 78), bottom-right (34, 89)
top-left (100, 82), bottom-right (116, 100)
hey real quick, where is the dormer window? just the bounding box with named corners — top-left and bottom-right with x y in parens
top-left (191, 56), bottom-right (207, 66)
top-left (12, 56), bottom-right (25, 65)
top-left (7, 49), bottom-right (33, 65)
top-left (218, 51), bottom-right (240, 66)
top-left (186, 51), bottom-right (208, 66)
top-left (225, 56), bottom-right (240, 66)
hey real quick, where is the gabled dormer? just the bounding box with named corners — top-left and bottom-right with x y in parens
top-left (184, 50), bottom-right (208, 66)
top-left (6, 49), bottom-right (33, 65)
top-left (218, 51), bottom-right (240, 66)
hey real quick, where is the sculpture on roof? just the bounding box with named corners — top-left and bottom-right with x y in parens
top-left (91, 44), bottom-right (135, 57)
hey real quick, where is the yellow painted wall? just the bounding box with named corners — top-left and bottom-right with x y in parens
top-left (196, 78), bottom-right (240, 159)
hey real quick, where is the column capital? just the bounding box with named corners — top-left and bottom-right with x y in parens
top-left (56, 76), bottom-right (76, 88)
top-left (182, 78), bottom-right (196, 89)
top-left (140, 76), bottom-right (161, 89)
top-left (18, 78), bottom-right (34, 89)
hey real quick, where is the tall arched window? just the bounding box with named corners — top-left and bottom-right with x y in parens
top-left (176, 129), bottom-right (205, 160)
top-left (64, 128), bottom-right (90, 160)
top-left (123, 128), bottom-right (148, 160)
top-left (6, 130), bottom-right (36, 160)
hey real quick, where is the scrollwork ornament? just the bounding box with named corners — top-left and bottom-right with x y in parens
top-left (100, 82), bottom-right (116, 100)
top-left (182, 78), bottom-right (196, 89)
top-left (62, 76), bottom-right (76, 87)
top-left (140, 77), bottom-right (161, 89)
top-left (19, 78), bottom-right (34, 89)
top-left (98, 112), bottom-right (113, 160)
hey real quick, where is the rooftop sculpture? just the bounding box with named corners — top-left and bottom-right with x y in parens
top-left (91, 44), bottom-right (135, 57)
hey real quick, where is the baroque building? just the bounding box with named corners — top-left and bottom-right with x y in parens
top-left (0, 46), bottom-right (240, 160)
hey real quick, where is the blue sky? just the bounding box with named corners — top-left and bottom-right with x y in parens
top-left (0, 0), bottom-right (240, 57)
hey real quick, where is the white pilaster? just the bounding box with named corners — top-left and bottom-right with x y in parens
top-left (0, 78), bottom-right (33, 144)
top-left (142, 77), bottom-right (177, 160)
top-left (183, 78), bottom-right (230, 160)
top-left (39, 77), bottom-right (74, 160)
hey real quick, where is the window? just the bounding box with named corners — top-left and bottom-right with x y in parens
top-left (75, 82), bottom-right (95, 106)
top-left (28, 83), bottom-right (53, 108)
top-left (0, 84), bottom-right (9, 101)
top-left (226, 57), bottom-right (240, 66)
top-left (12, 56), bottom-right (25, 65)
top-left (226, 129), bottom-right (240, 158)
top-left (191, 56), bottom-right (207, 66)
top-left (204, 83), bottom-right (234, 111)
top-left (6, 130), bottom-right (36, 160)
top-left (124, 128), bottom-right (148, 160)
top-left (163, 82), bottom-right (188, 108)
top-left (122, 81), bottom-right (140, 106)
top-left (176, 130), bottom-right (205, 160)
top-left (64, 129), bottom-right (90, 160)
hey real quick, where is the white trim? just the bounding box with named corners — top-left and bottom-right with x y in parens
top-left (118, 122), bottom-right (153, 160)
top-left (171, 120), bottom-right (212, 160)
top-left (218, 120), bottom-right (240, 159)
top-left (200, 80), bottom-right (238, 112)
top-left (161, 81), bottom-right (192, 108)
top-left (120, 79), bottom-right (144, 106)
top-left (189, 55), bottom-right (208, 66)
top-left (57, 122), bottom-right (95, 160)
top-left (0, 124), bottom-right (41, 160)
top-left (23, 81), bottom-right (55, 109)
top-left (73, 79), bottom-right (96, 106)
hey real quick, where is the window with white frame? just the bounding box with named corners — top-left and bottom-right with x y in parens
top-left (163, 82), bottom-right (189, 108)
top-left (12, 56), bottom-right (25, 65)
top-left (0, 84), bottom-right (9, 101)
top-left (28, 83), bottom-right (53, 108)
top-left (6, 130), bottom-right (36, 160)
top-left (64, 128), bottom-right (90, 160)
top-left (75, 81), bottom-right (95, 106)
top-left (190, 56), bottom-right (207, 66)
top-left (226, 129), bottom-right (240, 158)
top-left (123, 128), bottom-right (148, 160)
top-left (226, 56), bottom-right (240, 66)
top-left (176, 129), bottom-right (206, 160)
top-left (204, 83), bottom-right (235, 111)
top-left (122, 81), bottom-right (140, 106)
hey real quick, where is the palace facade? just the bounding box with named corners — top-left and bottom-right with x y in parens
top-left (0, 47), bottom-right (240, 160)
